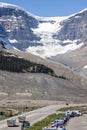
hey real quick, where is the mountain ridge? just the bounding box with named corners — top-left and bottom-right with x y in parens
top-left (0, 2), bottom-right (87, 58)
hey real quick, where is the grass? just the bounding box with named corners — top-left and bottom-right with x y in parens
top-left (0, 105), bottom-right (42, 120)
top-left (58, 106), bottom-right (81, 112)
top-left (29, 113), bottom-right (65, 130)
top-left (0, 116), bottom-right (9, 121)
top-left (84, 112), bottom-right (87, 114)
top-left (58, 105), bottom-right (87, 114)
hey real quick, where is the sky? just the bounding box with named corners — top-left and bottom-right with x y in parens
top-left (0, 0), bottom-right (87, 17)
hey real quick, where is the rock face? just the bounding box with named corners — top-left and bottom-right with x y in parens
top-left (54, 9), bottom-right (87, 41)
top-left (0, 3), bottom-right (40, 50)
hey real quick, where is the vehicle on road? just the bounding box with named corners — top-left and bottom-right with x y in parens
top-left (7, 118), bottom-right (16, 127)
top-left (18, 115), bottom-right (26, 123)
top-left (21, 120), bottom-right (30, 130)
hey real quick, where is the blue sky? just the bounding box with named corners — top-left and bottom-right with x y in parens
top-left (0, 0), bottom-right (87, 17)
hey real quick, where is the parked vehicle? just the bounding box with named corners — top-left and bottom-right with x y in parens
top-left (57, 126), bottom-right (66, 130)
top-left (43, 128), bottom-right (57, 130)
top-left (43, 125), bottom-right (66, 130)
top-left (7, 118), bottom-right (16, 127)
top-left (18, 115), bottom-right (26, 123)
top-left (71, 110), bottom-right (82, 117)
top-left (63, 117), bottom-right (68, 124)
top-left (66, 110), bottom-right (82, 118)
top-left (21, 120), bottom-right (30, 130)
top-left (51, 119), bottom-right (65, 128)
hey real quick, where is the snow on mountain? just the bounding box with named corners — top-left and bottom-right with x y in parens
top-left (0, 2), bottom-right (87, 58)
top-left (0, 2), bottom-right (19, 8)
top-left (83, 65), bottom-right (87, 69)
top-left (26, 14), bottom-right (84, 58)
top-left (0, 2), bottom-right (40, 51)
top-left (0, 2), bottom-right (34, 17)
top-left (9, 39), bottom-right (18, 43)
top-left (32, 16), bottom-right (66, 33)
top-left (26, 41), bottom-right (83, 58)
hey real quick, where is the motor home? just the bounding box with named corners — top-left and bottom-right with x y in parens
top-left (18, 115), bottom-right (26, 123)
top-left (7, 118), bottom-right (16, 127)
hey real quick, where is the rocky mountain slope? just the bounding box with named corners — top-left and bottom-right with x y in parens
top-left (0, 70), bottom-right (87, 103)
top-left (0, 2), bottom-right (40, 50)
top-left (0, 49), bottom-right (86, 103)
top-left (51, 46), bottom-right (87, 77)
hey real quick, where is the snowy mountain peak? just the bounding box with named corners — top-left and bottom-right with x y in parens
top-left (0, 2), bottom-right (20, 9)
top-left (0, 2), bottom-right (35, 17)
top-left (78, 8), bottom-right (87, 13)
top-left (67, 8), bottom-right (87, 19)
top-left (0, 3), bottom-right (86, 58)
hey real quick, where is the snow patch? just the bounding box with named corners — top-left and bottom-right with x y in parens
top-left (32, 16), bottom-right (66, 34)
top-left (83, 65), bottom-right (87, 69)
top-left (63, 39), bottom-right (79, 43)
top-left (26, 42), bottom-right (84, 58)
top-left (6, 30), bottom-right (11, 32)
top-left (9, 39), bottom-right (18, 43)
top-left (33, 23), bottom-right (56, 33)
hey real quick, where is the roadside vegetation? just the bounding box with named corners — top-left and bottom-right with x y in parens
top-left (29, 113), bottom-right (65, 130)
top-left (58, 105), bottom-right (87, 114)
top-left (29, 105), bottom-right (87, 130)
top-left (0, 105), bottom-right (42, 120)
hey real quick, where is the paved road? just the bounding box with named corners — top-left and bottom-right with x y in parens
top-left (66, 115), bottom-right (87, 130)
top-left (0, 105), bottom-right (66, 130)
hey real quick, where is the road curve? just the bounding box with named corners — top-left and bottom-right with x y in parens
top-left (0, 104), bottom-right (66, 130)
